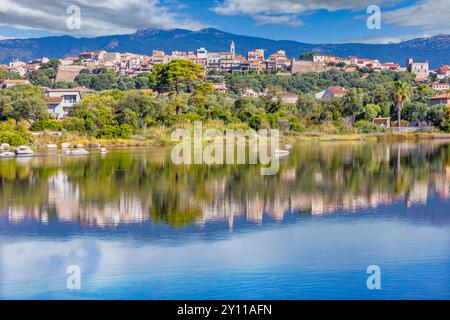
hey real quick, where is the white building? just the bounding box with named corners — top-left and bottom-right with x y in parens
top-left (431, 82), bottom-right (450, 92)
top-left (0, 79), bottom-right (30, 88)
top-left (45, 88), bottom-right (94, 119)
top-left (406, 58), bottom-right (429, 81)
top-left (196, 48), bottom-right (208, 59)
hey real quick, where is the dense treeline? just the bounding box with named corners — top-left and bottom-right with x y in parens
top-left (1, 60), bottom-right (450, 146)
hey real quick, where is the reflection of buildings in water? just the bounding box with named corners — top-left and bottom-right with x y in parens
top-left (79, 195), bottom-right (147, 227)
top-left (406, 181), bottom-right (429, 207)
top-left (434, 166), bottom-right (450, 199)
top-left (245, 196), bottom-right (264, 223)
top-left (266, 197), bottom-right (288, 221)
top-left (7, 171), bottom-right (149, 226)
top-left (3, 144), bottom-right (450, 227)
top-left (48, 171), bottom-right (80, 221)
top-left (8, 205), bottom-right (41, 223)
top-left (49, 171), bottom-right (148, 226)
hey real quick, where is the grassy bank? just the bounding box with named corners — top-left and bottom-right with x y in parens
top-left (288, 132), bottom-right (450, 142)
top-left (24, 130), bottom-right (450, 150)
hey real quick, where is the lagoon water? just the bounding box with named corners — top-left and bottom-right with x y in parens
top-left (0, 142), bottom-right (449, 299)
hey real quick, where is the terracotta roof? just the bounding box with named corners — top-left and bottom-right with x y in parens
top-left (430, 93), bottom-right (450, 100)
top-left (45, 96), bottom-right (63, 103)
top-left (358, 59), bottom-right (378, 63)
top-left (46, 87), bottom-right (93, 92)
top-left (3, 79), bottom-right (29, 83)
top-left (327, 86), bottom-right (347, 94)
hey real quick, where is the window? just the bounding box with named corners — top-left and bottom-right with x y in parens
top-left (64, 95), bottom-right (77, 103)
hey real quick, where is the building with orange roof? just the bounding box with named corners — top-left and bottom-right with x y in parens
top-left (0, 79), bottom-right (30, 88)
top-left (431, 82), bottom-right (449, 92)
top-left (430, 93), bottom-right (450, 106)
top-left (437, 65), bottom-right (450, 78)
top-left (45, 87), bottom-right (95, 119)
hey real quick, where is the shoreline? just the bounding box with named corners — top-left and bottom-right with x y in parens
top-left (288, 132), bottom-right (450, 142)
top-left (20, 131), bottom-right (450, 150)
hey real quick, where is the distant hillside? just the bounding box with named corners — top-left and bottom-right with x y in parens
top-left (0, 28), bottom-right (448, 68)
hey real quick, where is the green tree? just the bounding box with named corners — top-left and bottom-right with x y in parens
top-left (152, 60), bottom-right (205, 93)
top-left (342, 88), bottom-right (364, 122)
top-left (75, 73), bottom-right (94, 88)
top-left (193, 82), bottom-right (214, 96)
top-left (70, 92), bottom-right (117, 134)
top-left (0, 84), bottom-right (47, 122)
top-left (116, 90), bottom-right (157, 127)
top-left (426, 104), bottom-right (447, 129)
top-left (394, 81), bottom-right (412, 128)
top-left (360, 103), bottom-right (382, 121)
top-left (299, 52), bottom-right (315, 61)
top-left (0, 70), bottom-right (23, 81)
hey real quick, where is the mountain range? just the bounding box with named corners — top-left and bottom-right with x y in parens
top-left (0, 28), bottom-right (449, 68)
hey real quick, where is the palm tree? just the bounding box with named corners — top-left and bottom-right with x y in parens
top-left (394, 81), bottom-right (412, 128)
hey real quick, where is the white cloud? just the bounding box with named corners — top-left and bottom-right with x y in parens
top-left (213, 0), bottom-right (389, 15)
top-left (0, 0), bottom-right (205, 36)
top-left (254, 15), bottom-right (304, 27)
top-left (211, 0), bottom-right (397, 26)
top-left (211, 0), bottom-right (449, 38)
top-left (346, 35), bottom-right (415, 44)
top-left (382, 0), bottom-right (450, 35)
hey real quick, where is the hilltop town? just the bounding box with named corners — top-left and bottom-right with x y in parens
top-left (2, 41), bottom-right (450, 81)
top-left (0, 41), bottom-right (450, 148)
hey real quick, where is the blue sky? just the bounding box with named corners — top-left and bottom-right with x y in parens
top-left (0, 0), bottom-right (448, 43)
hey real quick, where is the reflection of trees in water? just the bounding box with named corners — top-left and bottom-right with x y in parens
top-left (0, 142), bottom-right (449, 226)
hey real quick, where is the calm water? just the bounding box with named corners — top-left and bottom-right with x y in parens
top-left (0, 142), bottom-right (449, 300)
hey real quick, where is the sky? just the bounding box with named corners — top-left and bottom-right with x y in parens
top-left (0, 0), bottom-right (448, 44)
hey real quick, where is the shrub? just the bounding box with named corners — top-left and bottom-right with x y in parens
top-left (175, 112), bottom-right (205, 123)
top-left (144, 116), bottom-right (158, 127)
top-left (0, 119), bottom-right (31, 146)
top-left (354, 120), bottom-right (384, 133)
top-left (426, 104), bottom-right (447, 128)
top-left (208, 108), bottom-right (236, 124)
top-left (247, 114), bottom-right (263, 130)
top-left (96, 124), bottom-right (133, 139)
top-left (289, 119), bottom-right (305, 132)
top-left (62, 117), bottom-right (86, 133)
top-left (0, 130), bottom-right (28, 146)
top-left (440, 120), bottom-right (450, 132)
top-left (29, 119), bottom-right (63, 131)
